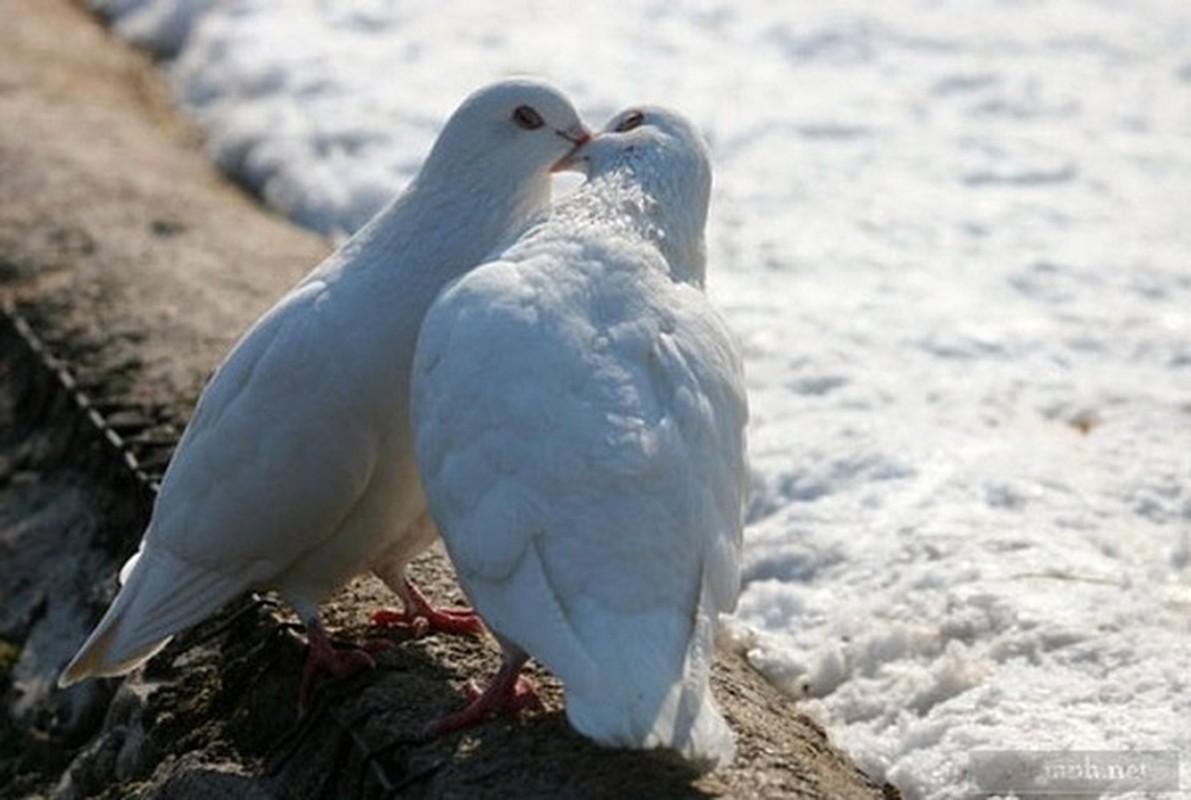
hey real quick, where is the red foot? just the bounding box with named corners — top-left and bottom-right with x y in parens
top-left (370, 606), bottom-right (483, 637)
top-left (298, 618), bottom-right (375, 713)
top-left (370, 579), bottom-right (484, 637)
top-left (427, 654), bottom-right (540, 737)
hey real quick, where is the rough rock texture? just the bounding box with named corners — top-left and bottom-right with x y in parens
top-left (0, 1), bottom-right (899, 797)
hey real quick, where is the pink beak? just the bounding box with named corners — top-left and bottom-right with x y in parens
top-left (552, 124), bottom-right (594, 172)
top-left (561, 123), bottom-right (592, 146)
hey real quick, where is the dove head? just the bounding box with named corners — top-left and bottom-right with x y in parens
top-left (572, 106), bottom-right (712, 286)
top-left (417, 78), bottom-right (590, 228)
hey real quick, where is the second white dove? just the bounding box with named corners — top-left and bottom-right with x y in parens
top-left (413, 106), bottom-right (748, 770)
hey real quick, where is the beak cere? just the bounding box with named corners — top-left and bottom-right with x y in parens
top-left (552, 125), bottom-right (594, 173)
top-left (560, 124), bottom-right (593, 147)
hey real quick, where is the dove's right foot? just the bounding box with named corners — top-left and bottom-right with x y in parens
top-left (371, 577), bottom-right (484, 637)
top-left (370, 605), bottom-right (484, 637)
top-left (426, 653), bottom-right (540, 736)
top-left (298, 617), bottom-right (375, 713)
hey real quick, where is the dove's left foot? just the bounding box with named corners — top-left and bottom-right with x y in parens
top-left (371, 578), bottom-right (484, 637)
top-left (426, 653), bottom-right (540, 736)
top-left (298, 618), bottom-right (375, 713)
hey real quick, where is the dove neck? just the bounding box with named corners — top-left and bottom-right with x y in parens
top-left (566, 170), bottom-right (708, 288)
top-left (335, 167), bottom-right (550, 302)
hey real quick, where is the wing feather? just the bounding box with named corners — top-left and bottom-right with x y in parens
top-left (59, 546), bottom-right (252, 685)
top-left (414, 238), bottom-right (747, 750)
top-left (149, 281), bottom-right (378, 574)
top-left (61, 282), bottom-right (381, 683)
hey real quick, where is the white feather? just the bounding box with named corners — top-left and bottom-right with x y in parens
top-left (414, 107), bottom-right (747, 769)
top-left (60, 78), bottom-right (589, 687)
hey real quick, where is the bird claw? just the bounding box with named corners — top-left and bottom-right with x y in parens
top-left (371, 608), bottom-right (431, 637)
top-left (505, 676), bottom-right (543, 713)
top-left (298, 627), bottom-right (376, 714)
top-left (426, 671), bottom-right (540, 737)
top-left (460, 675), bottom-right (540, 712)
top-left (369, 605), bottom-right (484, 638)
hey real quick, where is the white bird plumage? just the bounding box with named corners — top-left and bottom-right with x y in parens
top-left (412, 106), bottom-right (748, 769)
top-left (59, 78), bottom-right (591, 695)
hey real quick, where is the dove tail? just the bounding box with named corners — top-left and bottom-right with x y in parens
top-left (561, 569), bottom-right (736, 771)
top-left (58, 546), bottom-right (248, 687)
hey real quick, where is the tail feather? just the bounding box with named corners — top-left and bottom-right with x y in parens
top-left (562, 570), bottom-right (736, 771)
top-left (59, 547), bottom-right (250, 687)
top-left (659, 593), bottom-right (735, 770)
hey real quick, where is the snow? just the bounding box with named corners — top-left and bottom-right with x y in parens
top-left (94, 1), bottom-right (1191, 796)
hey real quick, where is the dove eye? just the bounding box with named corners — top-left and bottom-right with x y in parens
top-left (512, 105), bottom-right (545, 130)
top-left (614, 110), bottom-right (645, 132)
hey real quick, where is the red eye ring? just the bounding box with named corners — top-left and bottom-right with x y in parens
top-left (615, 110), bottom-right (645, 132)
top-left (512, 105), bottom-right (545, 130)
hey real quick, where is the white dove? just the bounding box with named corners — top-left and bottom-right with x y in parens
top-left (58, 78), bottom-right (592, 707)
top-left (412, 106), bottom-right (748, 770)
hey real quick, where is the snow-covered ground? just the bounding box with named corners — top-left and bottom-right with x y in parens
top-left (95, 1), bottom-right (1191, 796)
